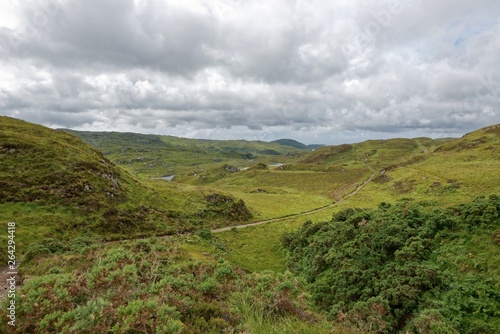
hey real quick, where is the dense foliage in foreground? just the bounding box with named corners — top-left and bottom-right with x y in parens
top-left (282, 195), bottom-right (500, 333)
top-left (1, 236), bottom-right (335, 333)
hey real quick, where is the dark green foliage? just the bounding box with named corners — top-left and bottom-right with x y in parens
top-left (455, 195), bottom-right (500, 228)
top-left (283, 196), bottom-right (500, 333)
top-left (258, 149), bottom-right (282, 155)
top-left (1, 238), bottom-right (321, 333)
top-left (22, 236), bottom-right (100, 264)
top-left (202, 194), bottom-right (252, 222)
top-left (198, 228), bottom-right (213, 240)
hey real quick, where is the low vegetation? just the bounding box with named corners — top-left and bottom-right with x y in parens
top-left (0, 236), bottom-right (335, 333)
top-left (1, 117), bottom-right (499, 332)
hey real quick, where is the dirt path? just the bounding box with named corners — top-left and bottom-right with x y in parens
top-left (0, 169), bottom-right (374, 300)
top-left (211, 169), bottom-right (375, 233)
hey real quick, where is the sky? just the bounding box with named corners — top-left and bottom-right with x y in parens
top-left (0, 0), bottom-right (499, 145)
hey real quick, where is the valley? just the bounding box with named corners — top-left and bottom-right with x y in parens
top-left (1, 116), bottom-right (499, 333)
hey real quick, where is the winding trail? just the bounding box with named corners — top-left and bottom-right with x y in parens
top-left (0, 169), bottom-right (374, 300)
top-left (211, 168), bottom-right (375, 233)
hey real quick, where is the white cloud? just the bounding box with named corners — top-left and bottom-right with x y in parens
top-left (0, 0), bottom-right (498, 144)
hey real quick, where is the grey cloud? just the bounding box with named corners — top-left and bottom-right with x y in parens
top-left (0, 0), bottom-right (499, 144)
top-left (6, 0), bottom-right (218, 75)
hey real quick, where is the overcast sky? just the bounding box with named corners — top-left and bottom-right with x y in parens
top-left (0, 0), bottom-right (498, 144)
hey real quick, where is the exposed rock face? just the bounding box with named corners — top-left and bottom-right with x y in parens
top-left (222, 164), bottom-right (239, 173)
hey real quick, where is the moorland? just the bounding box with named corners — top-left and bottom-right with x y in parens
top-left (0, 115), bottom-right (499, 333)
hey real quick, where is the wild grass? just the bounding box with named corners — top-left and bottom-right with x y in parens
top-left (230, 290), bottom-right (342, 334)
top-left (1, 235), bottom-right (342, 333)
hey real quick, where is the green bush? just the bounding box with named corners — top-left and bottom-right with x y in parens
top-left (283, 196), bottom-right (500, 333)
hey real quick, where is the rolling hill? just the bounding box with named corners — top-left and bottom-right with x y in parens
top-left (0, 117), bottom-right (254, 252)
top-left (1, 117), bottom-right (499, 333)
top-left (65, 130), bottom-right (311, 178)
top-left (1, 117), bottom-right (132, 209)
top-left (271, 138), bottom-right (323, 150)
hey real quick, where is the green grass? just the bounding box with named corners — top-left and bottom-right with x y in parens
top-left (229, 290), bottom-right (341, 334)
top-left (228, 192), bottom-right (331, 219)
top-left (0, 116), bottom-right (258, 253)
top-left (65, 129), bottom-right (311, 178)
top-left (215, 210), bottom-right (343, 272)
top-left (3, 116), bottom-right (500, 333)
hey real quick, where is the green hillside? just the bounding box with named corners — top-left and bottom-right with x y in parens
top-left (1, 117), bottom-right (132, 209)
top-left (299, 137), bottom-right (451, 166)
top-left (357, 124), bottom-right (500, 208)
top-left (66, 130), bottom-right (309, 178)
top-left (0, 117), bottom-right (253, 253)
top-left (2, 117), bottom-right (499, 333)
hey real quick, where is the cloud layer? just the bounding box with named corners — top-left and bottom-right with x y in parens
top-left (0, 0), bottom-right (499, 144)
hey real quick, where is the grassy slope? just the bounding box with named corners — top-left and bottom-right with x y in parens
top-left (217, 125), bottom-right (500, 273)
top-left (66, 129), bottom-right (310, 178)
top-left (1, 116), bottom-right (144, 250)
top-left (359, 124), bottom-right (500, 207)
top-left (0, 117), bottom-right (252, 256)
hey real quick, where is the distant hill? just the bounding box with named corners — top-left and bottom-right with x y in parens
top-left (66, 130), bottom-right (311, 177)
top-left (272, 138), bottom-right (323, 150)
top-left (435, 124), bottom-right (500, 154)
top-left (298, 137), bottom-right (452, 166)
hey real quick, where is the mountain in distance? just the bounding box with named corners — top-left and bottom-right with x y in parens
top-left (271, 138), bottom-right (324, 150)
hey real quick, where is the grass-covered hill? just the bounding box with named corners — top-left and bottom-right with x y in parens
top-left (0, 117), bottom-right (253, 253)
top-left (65, 130), bottom-right (311, 178)
top-left (435, 123), bottom-right (500, 155)
top-left (271, 138), bottom-right (323, 150)
top-left (292, 125), bottom-right (500, 209)
top-left (359, 124), bottom-right (500, 208)
top-left (298, 137), bottom-right (451, 166)
top-left (1, 117), bottom-right (133, 210)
